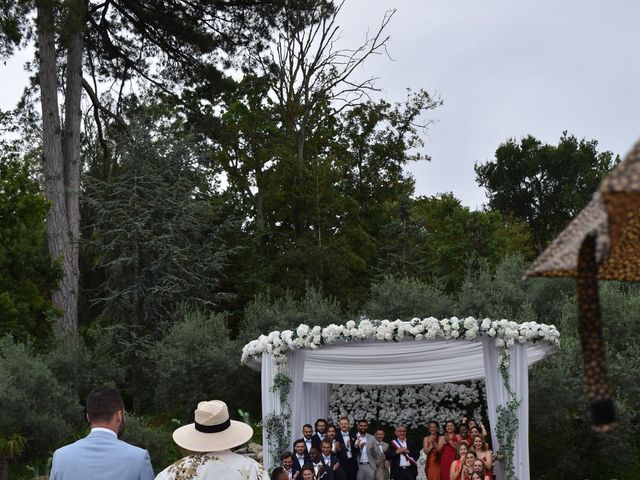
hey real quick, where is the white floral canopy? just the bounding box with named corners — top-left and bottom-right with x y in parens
top-left (242, 317), bottom-right (560, 480)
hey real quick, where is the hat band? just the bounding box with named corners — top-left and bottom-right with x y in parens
top-left (195, 418), bottom-right (231, 433)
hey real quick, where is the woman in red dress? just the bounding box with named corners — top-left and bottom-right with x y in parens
top-left (451, 447), bottom-right (478, 480)
top-left (471, 435), bottom-right (492, 473)
top-left (439, 421), bottom-right (460, 480)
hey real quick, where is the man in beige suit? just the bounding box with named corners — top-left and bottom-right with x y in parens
top-left (369, 428), bottom-right (389, 480)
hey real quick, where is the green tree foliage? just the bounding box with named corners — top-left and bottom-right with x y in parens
top-left (361, 275), bottom-right (452, 320)
top-left (529, 283), bottom-right (640, 479)
top-left (0, 336), bottom-right (82, 480)
top-left (475, 132), bottom-right (618, 251)
top-left (455, 255), bottom-right (572, 321)
top-left (239, 287), bottom-right (344, 345)
top-left (45, 339), bottom-right (125, 401)
top-left (0, 154), bottom-right (59, 347)
top-left (84, 116), bottom-right (236, 409)
top-left (120, 416), bottom-right (170, 474)
top-left (216, 90), bottom-right (441, 308)
top-left (377, 193), bottom-right (532, 291)
top-left (152, 310), bottom-right (254, 422)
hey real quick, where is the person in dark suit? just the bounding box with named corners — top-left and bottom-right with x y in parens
top-left (310, 446), bottom-right (331, 480)
top-left (321, 439), bottom-right (343, 480)
top-left (312, 418), bottom-right (329, 449)
top-left (293, 439), bottom-right (310, 476)
top-left (295, 424), bottom-right (315, 454)
top-left (281, 451), bottom-right (297, 480)
top-left (335, 417), bottom-right (358, 480)
top-left (385, 425), bottom-right (419, 480)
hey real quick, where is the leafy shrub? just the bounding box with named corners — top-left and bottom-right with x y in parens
top-left (45, 339), bottom-right (125, 402)
top-left (0, 336), bottom-right (82, 477)
top-left (120, 416), bottom-right (171, 473)
top-left (151, 310), bottom-right (256, 421)
top-left (361, 275), bottom-right (453, 320)
top-left (240, 287), bottom-right (344, 345)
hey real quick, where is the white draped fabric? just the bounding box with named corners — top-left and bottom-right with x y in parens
top-left (288, 350), bottom-right (306, 452)
top-left (259, 338), bottom-right (554, 472)
top-left (302, 338), bottom-right (554, 384)
top-left (482, 338), bottom-right (530, 480)
top-left (303, 382), bottom-right (331, 426)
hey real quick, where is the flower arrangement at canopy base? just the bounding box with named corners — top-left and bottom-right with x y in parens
top-left (329, 381), bottom-right (485, 429)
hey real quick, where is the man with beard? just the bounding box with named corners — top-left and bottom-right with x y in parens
top-left (50, 386), bottom-right (154, 480)
top-left (354, 420), bottom-right (375, 480)
top-left (311, 418), bottom-right (329, 449)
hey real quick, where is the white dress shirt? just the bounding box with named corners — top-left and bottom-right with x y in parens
top-left (341, 431), bottom-right (352, 458)
top-left (396, 439), bottom-right (409, 467)
top-left (357, 434), bottom-right (369, 463)
top-left (91, 427), bottom-right (117, 437)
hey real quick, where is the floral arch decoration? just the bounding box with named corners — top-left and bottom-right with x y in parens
top-left (242, 316), bottom-right (560, 480)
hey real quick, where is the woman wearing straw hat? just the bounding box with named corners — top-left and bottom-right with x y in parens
top-left (155, 400), bottom-right (265, 480)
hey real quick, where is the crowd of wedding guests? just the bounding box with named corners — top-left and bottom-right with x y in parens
top-left (47, 385), bottom-right (495, 480)
top-left (270, 417), bottom-right (495, 480)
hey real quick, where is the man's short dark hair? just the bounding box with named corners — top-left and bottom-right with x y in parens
top-left (303, 423), bottom-right (313, 430)
top-left (86, 386), bottom-right (124, 424)
top-left (281, 451), bottom-right (293, 460)
top-left (293, 439), bottom-right (306, 447)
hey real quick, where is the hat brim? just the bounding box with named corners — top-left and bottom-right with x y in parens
top-left (172, 420), bottom-right (253, 452)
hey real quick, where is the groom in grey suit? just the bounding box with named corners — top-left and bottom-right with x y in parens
top-left (355, 420), bottom-right (376, 480)
top-left (369, 429), bottom-right (389, 480)
top-left (50, 386), bottom-right (154, 480)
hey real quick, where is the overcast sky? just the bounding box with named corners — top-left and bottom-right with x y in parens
top-left (1, 0), bottom-right (639, 209)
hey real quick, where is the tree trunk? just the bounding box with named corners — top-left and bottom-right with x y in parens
top-left (36, 0), bottom-right (83, 342)
top-left (61, 2), bottom-right (84, 341)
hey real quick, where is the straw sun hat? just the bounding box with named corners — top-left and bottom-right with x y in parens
top-left (173, 400), bottom-right (253, 452)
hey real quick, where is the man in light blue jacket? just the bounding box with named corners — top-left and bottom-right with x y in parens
top-left (50, 386), bottom-right (154, 480)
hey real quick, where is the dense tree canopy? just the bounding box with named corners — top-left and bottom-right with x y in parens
top-left (0, 153), bottom-right (59, 348)
top-left (475, 132), bottom-right (618, 251)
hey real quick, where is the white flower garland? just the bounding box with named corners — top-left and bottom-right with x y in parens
top-left (329, 381), bottom-right (485, 429)
top-left (241, 316), bottom-right (560, 370)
